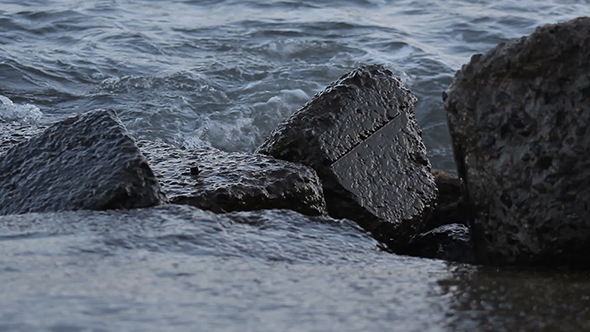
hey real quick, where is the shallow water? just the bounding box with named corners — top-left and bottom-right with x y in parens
top-left (1, 0), bottom-right (590, 331)
top-left (1, 206), bottom-right (589, 332)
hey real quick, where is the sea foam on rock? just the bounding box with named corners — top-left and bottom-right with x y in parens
top-left (257, 64), bottom-right (438, 249)
top-left (0, 109), bottom-right (166, 215)
top-left (445, 17), bottom-right (590, 266)
top-left (137, 140), bottom-right (327, 216)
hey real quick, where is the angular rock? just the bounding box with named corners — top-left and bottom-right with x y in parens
top-left (0, 109), bottom-right (166, 215)
top-left (403, 223), bottom-right (474, 264)
top-left (137, 140), bottom-right (327, 216)
top-left (257, 64), bottom-right (437, 248)
top-left (445, 17), bottom-right (590, 267)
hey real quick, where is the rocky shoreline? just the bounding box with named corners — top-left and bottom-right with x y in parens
top-left (1, 17), bottom-right (589, 267)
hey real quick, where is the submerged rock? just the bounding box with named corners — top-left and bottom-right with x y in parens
top-left (403, 223), bottom-right (474, 263)
top-left (399, 170), bottom-right (473, 263)
top-left (137, 140), bottom-right (327, 216)
top-left (445, 17), bottom-right (590, 267)
top-left (423, 169), bottom-right (471, 232)
top-left (257, 64), bottom-right (437, 248)
top-left (0, 109), bottom-right (166, 215)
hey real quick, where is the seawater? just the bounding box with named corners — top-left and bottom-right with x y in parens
top-left (1, 1), bottom-right (590, 331)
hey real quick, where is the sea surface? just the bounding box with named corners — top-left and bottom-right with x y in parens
top-left (1, 0), bottom-right (590, 331)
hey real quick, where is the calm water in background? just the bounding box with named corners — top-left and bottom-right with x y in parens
top-left (1, 0), bottom-right (590, 331)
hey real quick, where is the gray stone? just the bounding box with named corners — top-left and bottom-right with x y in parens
top-left (257, 64), bottom-right (437, 248)
top-left (137, 140), bottom-right (327, 216)
top-left (0, 122), bottom-right (44, 156)
top-left (445, 17), bottom-right (590, 267)
top-left (0, 109), bottom-right (166, 215)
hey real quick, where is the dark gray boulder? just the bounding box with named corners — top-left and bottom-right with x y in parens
top-left (257, 64), bottom-right (437, 248)
top-left (137, 140), bottom-right (327, 216)
top-left (445, 17), bottom-right (590, 267)
top-left (0, 109), bottom-right (166, 215)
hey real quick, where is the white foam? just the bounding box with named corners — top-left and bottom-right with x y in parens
top-left (182, 116), bottom-right (261, 152)
top-left (280, 89), bottom-right (310, 101)
top-left (0, 95), bottom-right (42, 125)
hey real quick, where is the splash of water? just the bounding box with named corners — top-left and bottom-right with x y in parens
top-left (0, 95), bottom-right (43, 125)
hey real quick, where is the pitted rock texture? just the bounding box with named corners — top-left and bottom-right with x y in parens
top-left (0, 122), bottom-right (44, 156)
top-left (445, 17), bottom-right (590, 267)
top-left (0, 109), bottom-right (166, 215)
top-left (257, 64), bottom-right (437, 248)
top-left (137, 140), bottom-right (327, 216)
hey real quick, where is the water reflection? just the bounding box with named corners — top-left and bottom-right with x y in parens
top-left (436, 265), bottom-right (590, 331)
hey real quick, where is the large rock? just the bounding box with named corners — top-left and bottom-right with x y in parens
top-left (137, 140), bottom-right (327, 216)
top-left (445, 17), bottom-right (590, 266)
top-left (0, 109), bottom-right (166, 215)
top-left (257, 64), bottom-right (437, 248)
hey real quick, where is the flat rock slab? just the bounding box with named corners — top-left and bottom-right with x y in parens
top-left (257, 64), bottom-right (437, 248)
top-left (445, 17), bottom-right (590, 267)
top-left (137, 140), bottom-right (327, 216)
top-left (0, 109), bottom-right (166, 215)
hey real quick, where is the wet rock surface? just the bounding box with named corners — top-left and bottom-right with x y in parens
top-left (423, 169), bottom-right (471, 232)
top-left (404, 223), bottom-right (474, 263)
top-left (445, 17), bottom-right (590, 266)
top-left (137, 140), bottom-right (327, 216)
top-left (0, 122), bottom-right (44, 156)
top-left (0, 109), bottom-right (166, 215)
top-left (257, 64), bottom-right (437, 248)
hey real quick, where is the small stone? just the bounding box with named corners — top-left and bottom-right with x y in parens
top-left (404, 223), bottom-right (474, 264)
top-left (189, 166), bottom-right (200, 176)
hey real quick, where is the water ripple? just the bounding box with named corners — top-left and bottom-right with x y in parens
top-left (3, 0), bottom-right (587, 165)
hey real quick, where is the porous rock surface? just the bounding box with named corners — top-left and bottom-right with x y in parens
top-left (445, 17), bottom-right (590, 266)
top-left (0, 109), bottom-right (166, 215)
top-left (257, 64), bottom-right (437, 248)
top-left (137, 140), bottom-right (327, 216)
top-left (0, 122), bottom-right (44, 156)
